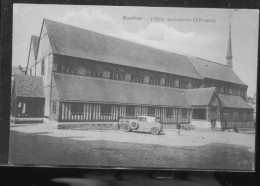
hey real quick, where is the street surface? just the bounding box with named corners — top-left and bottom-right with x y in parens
top-left (9, 124), bottom-right (255, 170)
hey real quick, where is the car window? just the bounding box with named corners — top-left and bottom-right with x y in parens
top-left (147, 117), bottom-right (156, 122)
top-left (139, 117), bottom-right (146, 121)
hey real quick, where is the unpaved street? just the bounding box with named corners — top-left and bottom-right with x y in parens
top-left (9, 124), bottom-right (255, 170)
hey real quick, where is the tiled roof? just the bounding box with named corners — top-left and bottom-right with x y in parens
top-left (185, 87), bottom-right (216, 106)
top-left (53, 73), bottom-right (190, 108)
top-left (31, 35), bottom-right (39, 58)
top-left (14, 75), bottom-right (45, 98)
top-left (188, 57), bottom-right (246, 85)
top-left (44, 19), bottom-right (202, 79)
top-left (42, 19), bottom-right (248, 86)
top-left (218, 94), bottom-right (253, 109)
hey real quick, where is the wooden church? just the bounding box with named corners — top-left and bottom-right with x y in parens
top-left (11, 19), bottom-right (254, 129)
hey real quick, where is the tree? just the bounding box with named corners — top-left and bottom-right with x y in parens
top-left (246, 92), bottom-right (256, 106)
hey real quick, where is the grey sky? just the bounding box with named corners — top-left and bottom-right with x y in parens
top-left (13, 4), bottom-right (259, 97)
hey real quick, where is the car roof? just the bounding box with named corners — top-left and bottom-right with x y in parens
top-left (139, 116), bottom-right (155, 118)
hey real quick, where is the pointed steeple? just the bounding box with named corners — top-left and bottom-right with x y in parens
top-left (226, 12), bottom-right (233, 70)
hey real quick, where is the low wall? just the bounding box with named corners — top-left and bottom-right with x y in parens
top-left (57, 121), bottom-right (119, 130)
top-left (14, 117), bottom-right (44, 124)
top-left (161, 124), bottom-right (194, 130)
top-left (221, 121), bottom-right (255, 130)
top-left (191, 119), bottom-right (211, 129)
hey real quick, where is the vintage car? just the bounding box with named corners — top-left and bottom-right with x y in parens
top-left (119, 116), bottom-right (163, 135)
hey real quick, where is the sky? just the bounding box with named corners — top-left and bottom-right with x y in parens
top-left (13, 4), bottom-right (259, 97)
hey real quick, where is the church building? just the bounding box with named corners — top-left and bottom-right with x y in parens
top-left (11, 19), bottom-right (254, 129)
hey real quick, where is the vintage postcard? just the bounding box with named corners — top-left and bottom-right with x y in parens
top-left (9, 4), bottom-right (258, 170)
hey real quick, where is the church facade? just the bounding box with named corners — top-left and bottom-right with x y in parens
top-left (11, 19), bottom-right (254, 129)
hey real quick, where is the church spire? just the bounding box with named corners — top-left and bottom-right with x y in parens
top-left (226, 12), bottom-right (233, 70)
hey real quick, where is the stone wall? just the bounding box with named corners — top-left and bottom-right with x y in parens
top-left (57, 122), bottom-right (119, 130)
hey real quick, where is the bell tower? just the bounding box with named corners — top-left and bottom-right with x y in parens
top-left (226, 12), bottom-right (233, 70)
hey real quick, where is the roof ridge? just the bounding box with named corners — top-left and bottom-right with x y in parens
top-left (195, 57), bottom-right (230, 68)
top-left (52, 73), bottom-right (186, 93)
top-left (172, 51), bottom-right (232, 69)
top-left (44, 18), bottom-right (186, 57)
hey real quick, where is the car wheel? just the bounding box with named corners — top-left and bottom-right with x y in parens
top-left (130, 122), bottom-right (138, 129)
top-left (123, 124), bottom-right (132, 132)
top-left (151, 127), bottom-right (159, 135)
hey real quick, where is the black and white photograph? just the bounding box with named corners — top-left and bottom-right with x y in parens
top-left (9, 4), bottom-right (258, 171)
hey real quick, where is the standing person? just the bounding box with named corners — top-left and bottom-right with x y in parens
top-left (176, 123), bottom-right (181, 135)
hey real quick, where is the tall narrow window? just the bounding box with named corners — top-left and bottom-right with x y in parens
top-left (71, 103), bottom-right (84, 115)
top-left (101, 105), bottom-right (112, 115)
top-left (148, 107), bottom-right (155, 116)
top-left (155, 79), bottom-right (160, 85)
top-left (182, 109), bottom-right (188, 118)
top-left (150, 78), bottom-right (154, 85)
top-left (126, 106), bottom-right (135, 116)
top-left (139, 77), bottom-right (143, 83)
top-left (41, 60), bottom-right (45, 75)
top-left (165, 78), bottom-right (170, 87)
top-left (52, 102), bottom-right (56, 114)
top-left (166, 108), bottom-right (172, 117)
top-left (119, 74), bottom-right (124, 81)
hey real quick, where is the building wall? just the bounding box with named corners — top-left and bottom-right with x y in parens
top-left (13, 97), bottom-right (44, 118)
top-left (37, 22), bottom-right (249, 125)
top-left (52, 54), bottom-right (247, 98)
top-left (220, 108), bottom-right (253, 121)
top-left (26, 41), bottom-right (36, 75)
top-left (35, 22), bottom-right (54, 119)
top-left (53, 54), bottom-right (203, 90)
top-left (55, 102), bottom-right (190, 124)
top-left (50, 101), bottom-right (60, 121)
top-left (209, 107), bottom-right (218, 120)
top-left (191, 120), bottom-right (211, 129)
top-left (202, 79), bottom-right (247, 99)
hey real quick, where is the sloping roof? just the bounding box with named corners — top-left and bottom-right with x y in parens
top-left (185, 87), bottom-right (216, 106)
top-left (14, 75), bottom-right (45, 98)
top-left (218, 94), bottom-right (253, 109)
top-left (44, 19), bottom-right (202, 79)
top-left (31, 35), bottom-right (39, 58)
top-left (53, 73), bottom-right (190, 108)
top-left (188, 57), bottom-right (246, 85)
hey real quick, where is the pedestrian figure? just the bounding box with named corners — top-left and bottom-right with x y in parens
top-left (176, 123), bottom-right (181, 135)
top-left (233, 124), bottom-right (239, 133)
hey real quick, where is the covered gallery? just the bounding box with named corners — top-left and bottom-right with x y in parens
top-left (50, 73), bottom-right (191, 124)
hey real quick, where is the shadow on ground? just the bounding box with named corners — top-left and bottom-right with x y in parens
top-left (9, 131), bottom-right (254, 171)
